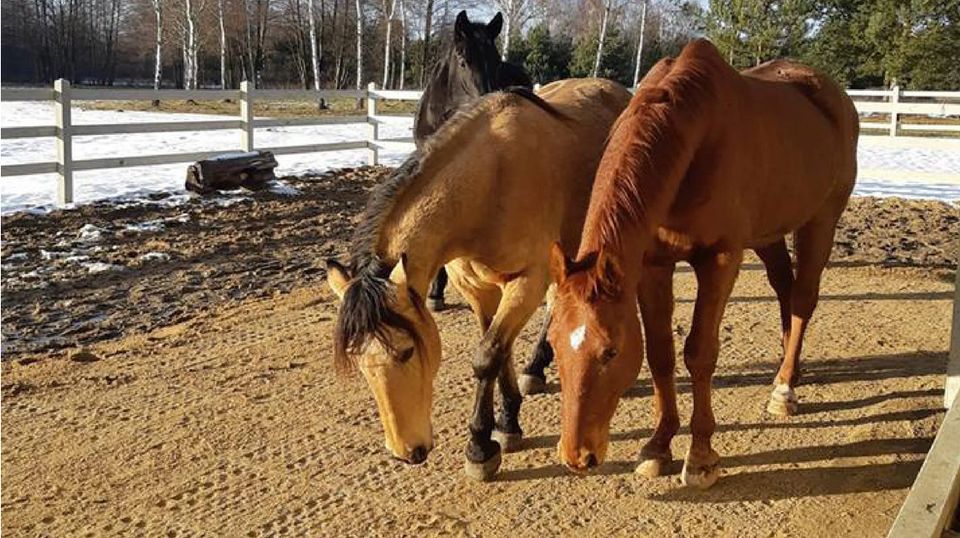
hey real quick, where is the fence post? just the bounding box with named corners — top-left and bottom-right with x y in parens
top-left (240, 80), bottom-right (254, 152)
top-left (54, 78), bottom-right (73, 206)
top-left (367, 82), bottom-right (379, 166)
top-left (889, 84), bottom-right (900, 137)
top-left (947, 260), bottom-right (960, 408)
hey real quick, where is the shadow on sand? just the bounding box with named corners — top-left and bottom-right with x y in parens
top-left (505, 350), bottom-right (946, 499)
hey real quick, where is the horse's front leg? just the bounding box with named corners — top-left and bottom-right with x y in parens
top-left (682, 249), bottom-right (742, 489)
top-left (464, 274), bottom-right (547, 481)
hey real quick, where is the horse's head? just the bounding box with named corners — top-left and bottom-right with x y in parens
top-left (327, 255), bottom-right (442, 465)
top-left (547, 243), bottom-right (643, 473)
top-left (450, 10), bottom-right (504, 96)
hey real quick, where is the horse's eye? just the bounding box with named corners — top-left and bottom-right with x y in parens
top-left (397, 347), bottom-right (415, 362)
top-left (600, 347), bottom-right (618, 365)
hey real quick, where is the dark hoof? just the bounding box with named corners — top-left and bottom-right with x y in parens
top-left (518, 374), bottom-right (547, 395)
top-left (491, 430), bottom-right (523, 453)
top-left (464, 451), bottom-right (502, 482)
top-left (428, 297), bottom-right (446, 312)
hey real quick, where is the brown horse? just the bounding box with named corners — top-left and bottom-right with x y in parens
top-left (548, 39), bottom-right (858, 488)
top-left (326, 79), bottom-right (631, 480)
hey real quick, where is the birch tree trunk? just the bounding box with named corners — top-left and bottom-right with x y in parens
top-left (219, 0), bottom-right (227, 88)
top-left (398, 0), bottom-right (406, 90)
top-left (501, 0), bottom-right (513, 61)
top-left (382, 0), bottom-right (397, 88)
top-left (308, 0), bottom-right (321, 90)
top-left (152, 0), bottom-right (163, 105)
top-left (631, 0), bottom-right (647, 88)
top-left (593, 0), bottom-right (611, 77)
top-left (355, 0), bottom-right (363, 93)
top-left (419, 0), bottom-right (433, 87)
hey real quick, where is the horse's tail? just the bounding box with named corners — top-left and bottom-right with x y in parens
top-left (501, 86), bottom-right (569, 121)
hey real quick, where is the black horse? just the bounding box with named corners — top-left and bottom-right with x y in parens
top-left (409, 11), bottom-right (553, 394)
top-left (413, 10), bottom-right (532, 315)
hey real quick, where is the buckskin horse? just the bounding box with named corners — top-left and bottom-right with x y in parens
top-left (327, 79), bottom-right (632, 480)
top-left (413, 10), bottom-right (532, 313)
top-left (547, 39), bottom-right (858, 489)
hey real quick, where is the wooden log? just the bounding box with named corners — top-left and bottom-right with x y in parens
top-left (185, 150), bottom-right (278, 194)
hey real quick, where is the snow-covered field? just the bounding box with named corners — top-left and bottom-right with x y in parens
top-left (2, 101), bottom-right (959, 214)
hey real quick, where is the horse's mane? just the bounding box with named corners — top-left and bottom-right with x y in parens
top-left (334, 87), bottom-right (564, 370)
top-left (579, 41), bottom-right (718, 257)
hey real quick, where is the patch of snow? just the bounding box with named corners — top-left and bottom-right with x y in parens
top-left (266, 180), bottom-right (301, 196)
top-left (64, 255), bottom-right (91, 263)
top-left (40, 249), bottom-right (70, 260)
top-left (125, 221), bottom-right (165, 233)
top-left (83, 262), bottom-right (125, 273)
top-left (4, 252), bottom-right (29, 261)
top-left (2, 101), bottom-right (958, 212)
top-left (78, 224), bottom-right (107, 242)
top-left (138, 252), bottom-right (170, 263)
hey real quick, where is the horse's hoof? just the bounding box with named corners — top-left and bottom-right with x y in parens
top-left (636, 443), bottom-right (672, 478)
top-left (491, 430), bottom-right (523, 453)
top-left (428, 297), bottom-right (446, 312)
top-left (767, 384), bottom-right (798, 416)
top-left (681, 450), bottom-right (720, 489)
top-left (518, 374), bottom-right (546, 396)
top-left (464, 451), bottom-right (502, 482)
top-left (636, 458), bottom-right (669, 478)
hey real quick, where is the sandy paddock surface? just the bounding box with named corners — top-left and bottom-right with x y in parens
top-left (1, 168), bottom-right (958, 537)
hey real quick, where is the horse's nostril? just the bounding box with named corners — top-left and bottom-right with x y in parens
top-left (586, 453), bottom-right (598, 469)
top-left (408, 446), bottom-right (429, 465)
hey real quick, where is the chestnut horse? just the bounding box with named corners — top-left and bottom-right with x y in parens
top-left (327, 79), bottom-right (631, 480)
top-left (548, 39), bottom-right (858, 488)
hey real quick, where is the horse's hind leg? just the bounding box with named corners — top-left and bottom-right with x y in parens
top-left (518, 307), bottom-right (554, 395)
top-left (635, 263), bottom-right (680, 478)
top-left (768, 214), bottom-right (840, 416)
top-left (464, 273), bottom-right (547, 481)
top-left (493, 359), bottom-right (524, 452)
top-left (755, 238), bottom-right (794, 349)
top-left (428, 266), bottom-right (449, 311)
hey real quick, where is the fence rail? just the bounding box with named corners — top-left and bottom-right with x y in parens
top-left (1, 80), bottom-right (959, 206)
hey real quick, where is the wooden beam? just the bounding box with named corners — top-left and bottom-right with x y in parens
top-left (887, 395), bottom-right (960, 537)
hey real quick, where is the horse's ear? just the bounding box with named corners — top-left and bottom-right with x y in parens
top-left (455, 10), bottom-right (470, 40)
top-left (326, 259), bottom-right (351, 300)
top-left (549, 242), bottom-right (570, 284)
top-left (487, 12), bottom-right (503, 38)
top-left (595, 248), bottom-right (623, 297)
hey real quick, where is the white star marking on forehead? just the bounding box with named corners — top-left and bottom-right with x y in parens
top-left (569, 325), bottom-right (586, 351)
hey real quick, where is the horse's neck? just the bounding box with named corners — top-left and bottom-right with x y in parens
top-left (578, 104), bottom-right (703, 268)
top-left (376, 166), bottom-right (461, 297)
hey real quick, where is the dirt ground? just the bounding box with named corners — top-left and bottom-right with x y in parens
top-left (1, 169), bottom-right (958, 537)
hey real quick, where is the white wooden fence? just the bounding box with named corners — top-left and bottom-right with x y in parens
top-left (1, 80), bottom-right (958, 207)
top-left (0, 80), bottom-right (417, 205)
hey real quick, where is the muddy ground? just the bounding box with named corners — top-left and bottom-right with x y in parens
top-left (1, 168), bottom-right (958, 537)
top-left (1, 167), bottom-right (957, 359)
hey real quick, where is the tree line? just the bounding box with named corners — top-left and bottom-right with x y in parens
top-left (1, 0), bottom-right (957, 90)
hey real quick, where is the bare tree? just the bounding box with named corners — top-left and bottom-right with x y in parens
top-left (631, 0), bottom-right (646, 88)
top-left (382, 0), bottom-right (397, 87)
top-left (308, 0), bottom-right (322, 89)
top-left (592, 0), bottom-right (612, 77)
top-left (397, 0), bottom-right (406, 89)
top-left (355, 0), bottom-right (363, 92)
top-left (418, 0), bottom-right (434, 86)
top-left (218, 0), bottom-right (227, 88)
top-left (152, 0), bottom-right (164, 92)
